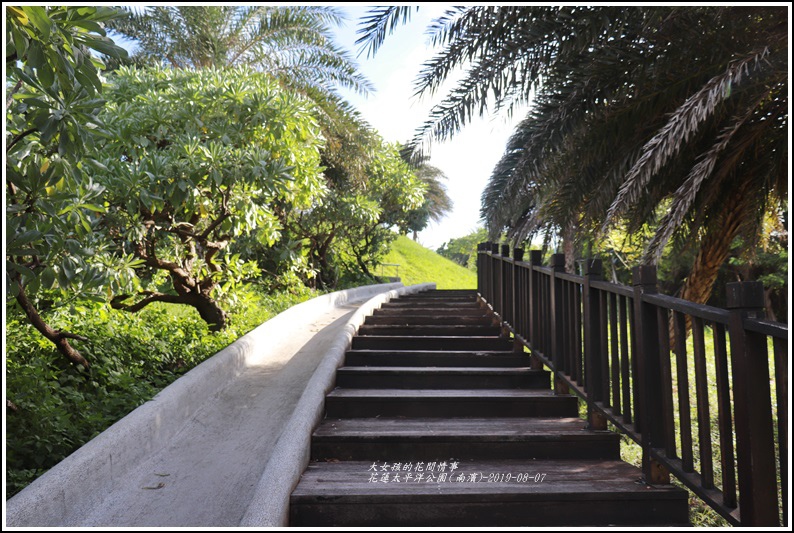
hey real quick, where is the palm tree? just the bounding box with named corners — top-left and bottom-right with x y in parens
top-left (359, 6), bottom-right (787, 304)
top-left (405, 157), bottom-right (454, 240)
top-left (107, 6), bottom-right (372, 96)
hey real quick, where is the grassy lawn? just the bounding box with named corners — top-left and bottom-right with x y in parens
top-left (608, 323), bottom-right (782, 526)
top-left (383, 235), bottom-right (477, 290)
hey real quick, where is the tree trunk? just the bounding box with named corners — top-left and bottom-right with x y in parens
top-left (14, 280), bottom-right (90, 368)
top-left (191, 293), bottom-right (227, 332)
top-left (680, 188), bottom-right (753, 306)
top-left (561, 222), bottom-right (576, 274)
top-left (672, 184), bottom-right (755, 347)
top-left (111, 290), bottom-right (227, 332)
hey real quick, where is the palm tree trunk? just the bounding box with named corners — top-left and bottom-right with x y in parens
top-left (680, 186), bottom-right (753, 306)
top-left (671, 183), bottom-right (755, 348)
top-left (562, 221), bottom-right (576, 274)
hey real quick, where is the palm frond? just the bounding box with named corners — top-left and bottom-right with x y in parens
top-left (602, 48), bottom-right (771, 233)
top-left (355, 6), bottom-right (418, 59)
top-left (643, 97), bottom-right (766, 262)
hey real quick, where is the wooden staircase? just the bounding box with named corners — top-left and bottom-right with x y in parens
top-left (289, 289), bottom-right (689, 526)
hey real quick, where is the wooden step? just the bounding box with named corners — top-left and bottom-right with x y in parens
top-left (400, 290), bottom-right (478, 298)
top-left (364, 315), bottom-right (493, 326)
top-left (357, 325), bottom-right (501, 337)
top-left (335, 366), bottom-right (549, 389)
top-left (381, 301), bottom-right (482, 309)
top-left (290, 459), bottom-right (690, 526)
top-left (351, 336), bottom-right (513, 351)
top-left (324, 389), bottom-right (579, 418)
top-left (398, 293), bottom-right (478, 300)
top-left (374, 307), bottom-right (488, 316)
top-left (345, 350), bottom-right (529, 368)
top-left (311, 418), bottom-right (620, 461)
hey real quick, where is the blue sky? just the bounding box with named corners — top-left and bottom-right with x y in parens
top-left (331, 5), bottom-right (527, 249)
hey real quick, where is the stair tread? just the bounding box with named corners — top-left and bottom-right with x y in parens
top-left (347, 349), bottom-right (518, 355)
top-left (292, 290), bottom-right (690, 526)
top-left (337, 366), bottom-right (540, 374)
top-left (356, 334), bottom-right (505, 338)
top-left (292, 459), bottom-right (687, 500)
top-left (358, 326), bottom-right (501, 336)
top-left (374, 309), bottom-right (489, 315)
top-left (327, 388), bottom-right (561, 399)
top-left (314, 417), bottom-right (616, 440)
top-left (359, 325), bottom-right (498, 330)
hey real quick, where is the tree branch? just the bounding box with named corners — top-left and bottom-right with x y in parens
top-left (12, 275), bottom-right (90, 368)
top-left (6, 128), bottom-right (37, 153)
top-left (111, 291), bottom-right (191, 313)
top-left (135, 239), bottom-right (194, 282)
top-left (199, 189), bottom-right (232, 240)
top-left (6, 79), bottom-right (22, 108)
top-left (58, 331), bottom-right (90, 342)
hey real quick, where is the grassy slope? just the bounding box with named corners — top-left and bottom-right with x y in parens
top-left (382, 235), bottom-right (477, 290)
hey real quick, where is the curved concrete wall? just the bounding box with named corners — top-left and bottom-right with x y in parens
top-left (6, 282), bottom-right (405, 526)
top-left (240, 282), bottom-right (436, 526)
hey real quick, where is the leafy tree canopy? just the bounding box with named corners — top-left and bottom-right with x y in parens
top-left (6, 6), bottom-right (129, 366)
top-left (92, 66), bottom-right (326, 330)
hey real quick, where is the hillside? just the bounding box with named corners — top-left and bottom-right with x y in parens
top-left (382, 235), bottom-right (477, 290)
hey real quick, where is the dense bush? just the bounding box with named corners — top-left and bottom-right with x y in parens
top-left (5, 284), bottom-right (318, 498)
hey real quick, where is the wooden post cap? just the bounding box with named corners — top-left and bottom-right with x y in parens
top-left (583, 258), bottom-right (602, 276)
top-left (726, 281), bottom-right (765, 309)
top-left (632, 265), bottom-right (657, 287)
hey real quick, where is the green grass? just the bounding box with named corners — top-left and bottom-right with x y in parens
top-left (598, 322), bottom-right (783, 526)
top-left (382, 235), bottom-right (477, 290)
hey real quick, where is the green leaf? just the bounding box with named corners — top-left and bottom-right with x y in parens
top-left (74, 68), bottom-right (101, 96)
top-left (25, 41), bottom-right (46, 72)
top-left (77, 203), bottom-right (106, 213)
top-left (36, 59), bottom-right (56, 90)
top-left (11, 23), bottom-right (30, 59)
top-left (24, 7), bottom-right (52, 40)
top-left (61, 258), bottom-right (76, 281)
top-left (40, 267), bottom-right (56, 289)
top-left (6, 261), bottom-right (37, 282)
top-left (7, 276), bottom-right (20, 297)
top-left (65, 19), bottom-right (105, 35)
top-left (81, 35), bottom-right (128, 59)
top-left (10, 230), bottom-right (42, 247)
top-left (211, 169), bottom-right (223, 186)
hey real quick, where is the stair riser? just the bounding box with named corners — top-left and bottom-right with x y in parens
top-left (358, 326), bottom-right (501, 337)
top-left (290, 499), bottom-right (689, 527)
top-left (311, 439), bottom-right (620, 461)
top-left (382, 302), bottom-right (482, 308)
top-left (364, 316), bottom-right (493, 326)
top-left (351, 337), bottom-right (512, 351)
top-left (335, 372), bottom-right (549, 390)
top-left (401, 290), bottom-right (477, 296)
top-left (344, 352), bottom-right (528, 368)
top-left (325, 397), bottom-right (579, 418)
top-left (398, 294), bottom-right (478, 300)
top-left (374, 308), bottom-right (488, 317)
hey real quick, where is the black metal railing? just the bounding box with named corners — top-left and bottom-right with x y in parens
top-left (477, 243), bottom-right (788, 527)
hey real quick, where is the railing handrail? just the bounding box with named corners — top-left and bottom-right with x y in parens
top-left (476, 242), bottom-right (788, 527)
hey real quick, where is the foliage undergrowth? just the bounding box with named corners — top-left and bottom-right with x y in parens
top-left (5, 284), bottom-right (318, 498)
